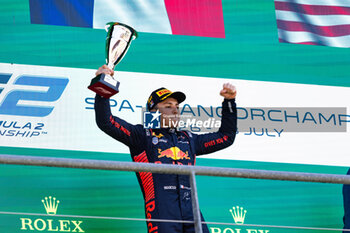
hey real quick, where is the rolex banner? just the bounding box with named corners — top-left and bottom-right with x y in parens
top-left (0, 63), bottom-right (349, 167)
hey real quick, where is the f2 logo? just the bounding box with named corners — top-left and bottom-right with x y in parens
top-left (0, 74), bottom-right (69, 117)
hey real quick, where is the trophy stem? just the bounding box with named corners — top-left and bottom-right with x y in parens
top-left (107, 63), bottom-right (115, 71)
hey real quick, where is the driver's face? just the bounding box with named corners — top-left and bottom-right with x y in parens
top-left (154, 98), bottom-right (179, 128)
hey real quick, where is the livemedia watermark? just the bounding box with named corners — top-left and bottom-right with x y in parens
top-left (142, 107), bottom-right (348, 133)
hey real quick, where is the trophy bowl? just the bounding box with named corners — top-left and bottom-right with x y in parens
top-left (88, 22), bottom-right (137, 98)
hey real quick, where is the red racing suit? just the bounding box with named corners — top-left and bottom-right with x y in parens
top-left (94, 94), bottom-right (237, 233)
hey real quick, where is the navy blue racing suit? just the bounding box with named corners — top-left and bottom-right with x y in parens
top-left (94, 94), bottom-right (237, 233)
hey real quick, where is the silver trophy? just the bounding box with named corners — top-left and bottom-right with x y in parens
top-left (88, 22), bottom-right (137, 98)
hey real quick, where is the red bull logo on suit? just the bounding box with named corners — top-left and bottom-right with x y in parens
top-left (158, 147), bottom-right (190, 160)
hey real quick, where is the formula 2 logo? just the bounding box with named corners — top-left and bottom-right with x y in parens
top-left (0, 73), bottom-right (69, 117)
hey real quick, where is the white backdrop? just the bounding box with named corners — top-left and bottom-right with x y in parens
top-left (0, 63), bottom-right (349, 166)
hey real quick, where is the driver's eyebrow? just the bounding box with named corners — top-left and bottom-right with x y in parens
top-left (165, 101), bottom-right (178, 105)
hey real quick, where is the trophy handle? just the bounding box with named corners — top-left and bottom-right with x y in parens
top-left (105, 23), bottom-right (112, 33)
top-left (106, 22), bottom-right (138, 39)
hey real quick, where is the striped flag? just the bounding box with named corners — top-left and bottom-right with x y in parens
top-left (29, 0), bottom-right (225, 38)
top-left (274, 0), bottom-right (350, 47)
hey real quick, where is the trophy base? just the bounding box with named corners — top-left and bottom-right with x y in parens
top-left (88, 73), bottom-right (120, 98)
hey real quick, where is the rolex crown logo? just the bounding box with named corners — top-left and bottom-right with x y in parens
top-left (229, 206), bottom-right (247, 225)
top-left (41, 196), bottom-right (60, 215)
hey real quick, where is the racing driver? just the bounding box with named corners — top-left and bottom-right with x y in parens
top-left (94, 65), bottom-right (238, 233)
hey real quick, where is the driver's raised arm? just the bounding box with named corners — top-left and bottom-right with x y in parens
top-left (94, 65), bottom-right (146, 148)
top-left (193, 83), bottom-right (237, 156)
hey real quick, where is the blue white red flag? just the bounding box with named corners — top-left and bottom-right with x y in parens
top-left (274, 0), bottom-right (350, 47)
top-left (29, 0), bottom-right (225, 38)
